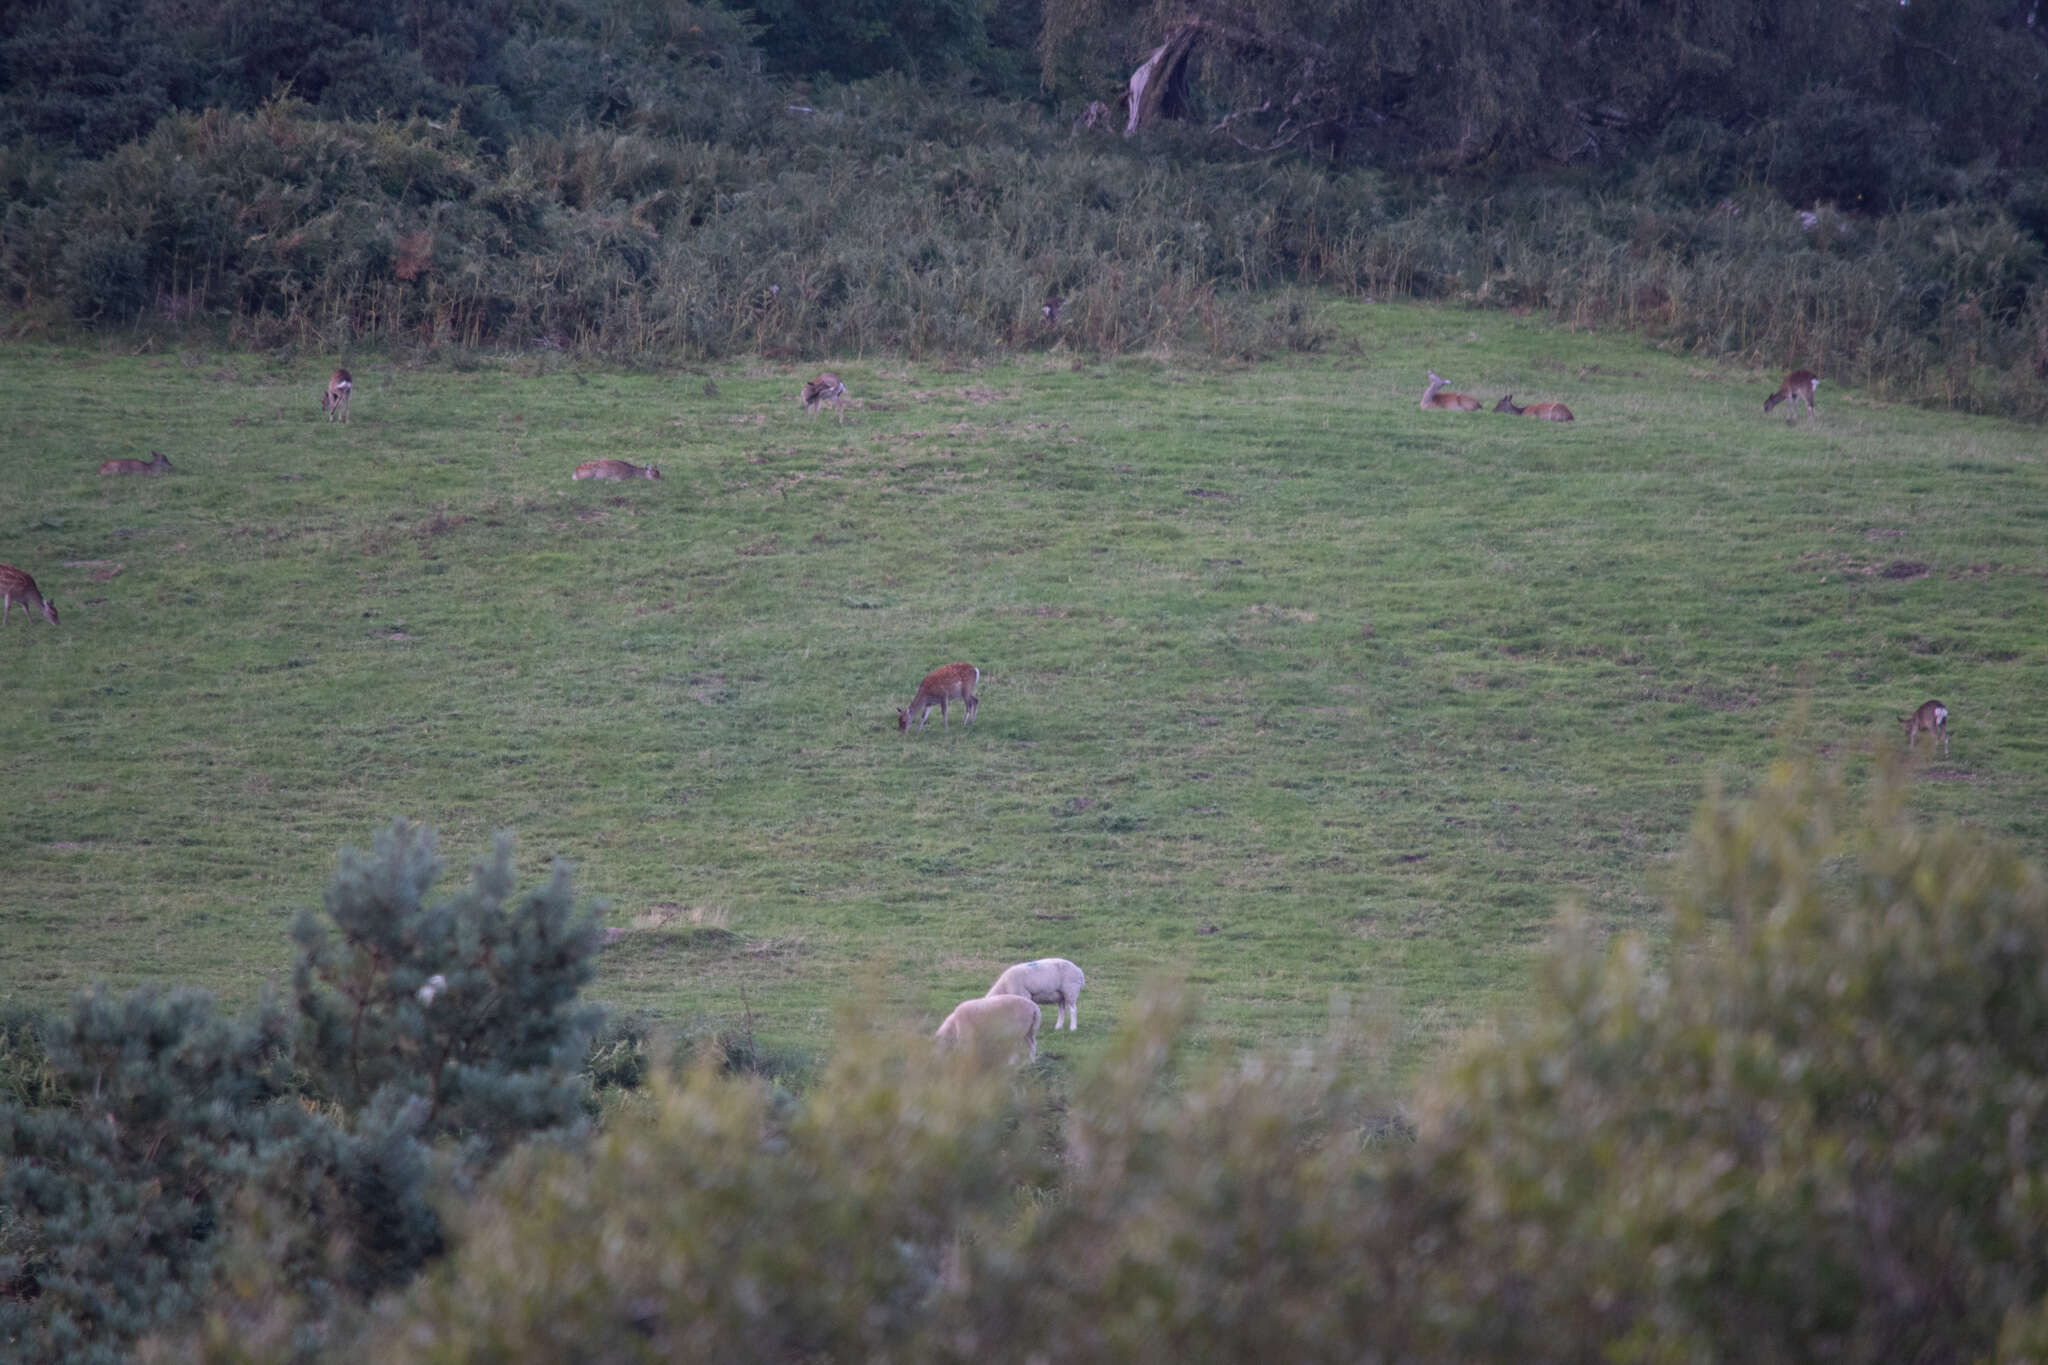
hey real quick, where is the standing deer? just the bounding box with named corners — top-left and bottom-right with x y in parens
top-left (1764, 369), bottom-right (1819, 424)
top-left (99, 450), bottom-right (175, 476)
top-left (0, 564), bottom-right (59, 627)
top-left (899, 663), bottom-right (980, 732)
top-left (1493, 394), bottom-right (1575, 422)
top-left (1420, 370), bottom-right (1481, 411)
top-left (572, 459), bottom-right (662, 481)
top-left (802, 372), bottom-right (849, 422)
top-left (323, 368), bottom-right (353, 424)
top-left (1901, 699), bottom-right (1949, 757)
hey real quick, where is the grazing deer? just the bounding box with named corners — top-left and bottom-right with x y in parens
top-left (1901, 699), bottom-right (1949, 757)
top-left (0, 564), bottom-right (58, 627)
top-left (99, 450), bottom-right (175, 476)
top-left (1420, 370), bottom-right (1481, 411)
top-left (801, 372), bottom-right (849, 422)
top-left (323, 369), bottom-right (353, 424)
top-left (1764, 369), bottom-right (1819, 424)
top-left (572, 459), bottom-right (662, 481)
top-left (1493, 394), bottom-right (1575, 422)
top-left (899, 662), bottom-right (980, 732)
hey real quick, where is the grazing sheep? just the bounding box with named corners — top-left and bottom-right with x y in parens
top-left (986, 957), bottom-right (1086, 1031)
top-left (934, 993), bottom-right (1041, 1064)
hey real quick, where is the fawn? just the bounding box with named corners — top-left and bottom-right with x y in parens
top-left (1493, 394), bottom-right (1575, 422)
top-left (0, 564), bottom-right (58, 627)
top-left (899, 663), bottom-right (980, 732)
top-left (323, 369), bottom-right (353, 424)
top-left (1764, 369), bottom-right (1819, 424)
top-left (802, 372), bottom-right (849, 422)
top-left (1420, 370), bottom-right (1481, 411)
top-left (572, 459), bottom-right (662, 481)
top-left (1901, 700), bottom-right (1949, 757)
top-left (99, 450), bottom-right (175, 476)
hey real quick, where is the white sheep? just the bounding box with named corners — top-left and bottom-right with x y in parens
top-left (934, 994), bottom-right (1042, 1064)
top-left (986, 957), bottom-right (1086, 1031)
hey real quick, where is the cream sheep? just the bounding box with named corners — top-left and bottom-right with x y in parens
top-left (933, 994), bottom-right (1041, 1064)
top-left (986, 957), bottom-right (1086, 1031)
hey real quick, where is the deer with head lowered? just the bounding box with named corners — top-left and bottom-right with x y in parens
top-left (1420, 370), bottom-right (1481, 411)
top-left (899, 663), bottom-right (979, 732)
top-left (99, 450), bottom-right (175, 476)
top-left (1901, 699), bottom-right (1949, 757)
top-left (1493, 394), bottom-right (1575, 422)
top-left (802, 372), bottom-right (849, 422)
top-left (323, 369), bottom-right (353, 424)
top-left (0, 564), bottom-right (58, 627)
top-left (1764, 369), bottom-right (1819, 424)
top-left (572, 459), bottom-right (661, 481)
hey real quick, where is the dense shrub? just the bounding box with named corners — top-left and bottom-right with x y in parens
top-left (293, 819), bottom-right (603, 1149)
top-left (173, 760), bottom-right (2048, 1363)
top-left (0, 822), bottom-right (605, 1365)
top-left (8, 83), bottom-right (2047, 415)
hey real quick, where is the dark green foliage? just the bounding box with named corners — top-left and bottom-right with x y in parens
top-left (0, 988), bottom-right (305, 1364)
top-left (1, 823), bottom-right (606, 1365)
top-left (1757, 86), bottom-right (1941, 214)
top-left (751, 0), bottom-right (992, 82)
top-left (293, 818), bottom-right (602, 1145)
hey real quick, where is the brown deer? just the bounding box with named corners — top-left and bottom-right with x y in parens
top-left (1901, 699), bottom-right (1949, 757)
top-left (899, 662), bottom-right (980, 732)
top-left (1764, 369), bottom-right (1819, 424)
top-left (1420, 370), bottom-right (1481, 411)
top-left (323, 369), bottom-right (353, 424)
top-left (0, 564), bottom-right (59, 627)
top-left (1493, 394), bottom-right (1575, 422)
top-left (801, 372), bottom-right (849, 422)
top-left (99, 450), bottom-right (175, 476)
top-left (572, 459), bottom-right (662, 481)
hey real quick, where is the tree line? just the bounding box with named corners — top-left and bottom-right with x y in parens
top-left (8, 0), bottom-right (2045, 176)
top-left (3, 0), bottom-right (2048, 415)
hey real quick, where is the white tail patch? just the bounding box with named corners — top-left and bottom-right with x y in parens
top-left (1764, 369), bottom-right (1819, 424)
top-left (1901, 699), bottom-right (1949, 757)
top-left (323, 368), bottom-right (353, 424)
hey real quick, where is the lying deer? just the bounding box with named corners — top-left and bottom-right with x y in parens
top-left (99, 450), bottom-right (175, 476)
top-left (802, 372), bottom-right (849, 422)
top-left (0, 563), bottom-right (59, 627)
top-left (1764, 369), bottom-right (1819, 424)
top-left (1420, 370), bottom-right (1481, 411)
top-left (572, 459), bottom-right (662, 481)
top-left (1493, 394), bottom-right (1575, 422)
top-left (1901, 699), bottom-right (1949, 757)
top-left (899, 663), bottom-right (980, 732)
top-left (323, 368), bottom-right (353, 424)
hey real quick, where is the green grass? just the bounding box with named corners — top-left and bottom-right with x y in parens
top-left (3, 301), bottom-right (2044, 1081)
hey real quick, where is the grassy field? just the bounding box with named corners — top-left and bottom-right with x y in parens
top-left (3, 300), bottom-right (2044, 1081)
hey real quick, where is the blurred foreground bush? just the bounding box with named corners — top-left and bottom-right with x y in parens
top-left (0, 821), bottom-right (602, 1365)
top-left (174, 758), bottom-right (2048, 1362)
